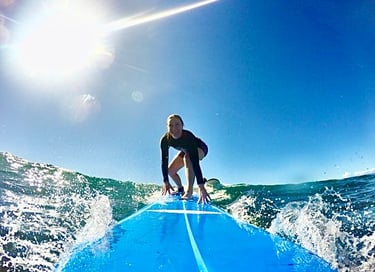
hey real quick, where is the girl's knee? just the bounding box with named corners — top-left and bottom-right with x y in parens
top-left (168, 168), bottom-right (177, 177)
top-left (168, 165), bottom-right (182, 177)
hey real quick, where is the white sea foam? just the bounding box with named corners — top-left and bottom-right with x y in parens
top-left (74, 195), bottom-right (113, 245)
top-left (267, 192), bottom-right (374, 272)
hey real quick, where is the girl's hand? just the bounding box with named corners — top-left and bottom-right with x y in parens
top-left (162, 182), bottom-right (175, 195)
top-left (197, 184), bottom-right (211, 204)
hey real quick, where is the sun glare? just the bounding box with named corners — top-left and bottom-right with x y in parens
top-left (106, 0), bottom-right (218, 32)
top-left (4, 0), bottom-right (217, 86)
top-left (8, 1), bottom-right (111, 83)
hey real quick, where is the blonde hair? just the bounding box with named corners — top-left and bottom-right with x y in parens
top-left (167, 114), bottom-right (184, 127)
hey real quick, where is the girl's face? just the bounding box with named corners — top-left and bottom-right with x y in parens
top-left (168, 117), bottom-right (183, 139)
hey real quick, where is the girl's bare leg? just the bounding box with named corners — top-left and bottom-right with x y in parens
top-left (168, 154), bottom-right (184, 189)
top-left (183, 154), bottom-right (195, 198)
top-left (181, 148), bottom-right (206, 199)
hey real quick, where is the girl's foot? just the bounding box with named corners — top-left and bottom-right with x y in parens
top-left (181, 193), bottom-right (193, 200)
top-left (171, 186), bottom-right (185, 196)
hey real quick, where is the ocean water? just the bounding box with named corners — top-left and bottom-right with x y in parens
top-left (0, 152), bottom-right (374, 271)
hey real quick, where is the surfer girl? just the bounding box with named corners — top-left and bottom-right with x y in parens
top-left (160, 114), bottom-right (211, 203)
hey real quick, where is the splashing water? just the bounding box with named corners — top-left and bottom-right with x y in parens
top-left (225, 183), bottom-right (375, 272)
top-left (0, 152), bottom-right (159, 271)
top-left (1, 152), bottom-right (374, 271)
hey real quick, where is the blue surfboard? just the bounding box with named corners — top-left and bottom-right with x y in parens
top-left (57, 196), bottom-right (336, 271)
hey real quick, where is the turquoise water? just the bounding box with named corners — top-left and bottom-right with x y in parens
top-left (0, 152), bottom-right (374, 271)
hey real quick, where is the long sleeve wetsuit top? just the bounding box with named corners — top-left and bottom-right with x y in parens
top-left (160, 130), bottom-right (207, 185)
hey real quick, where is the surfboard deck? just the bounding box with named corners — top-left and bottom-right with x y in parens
top-left (58, 196), bottom-right (336, 271)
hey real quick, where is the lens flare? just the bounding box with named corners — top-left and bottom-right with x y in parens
top-left (3, 0), bottom-right (218, 85)
top-left (106, 0), bottom-right (218, 32)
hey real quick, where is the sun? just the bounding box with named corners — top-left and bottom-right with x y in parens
top-left (4, 0), bottom-right (217, 86)
top-left (7, 1), bottom-right (112, 84)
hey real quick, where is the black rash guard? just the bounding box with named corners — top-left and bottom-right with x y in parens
top-left (160, 130), bottom-right (207, 185)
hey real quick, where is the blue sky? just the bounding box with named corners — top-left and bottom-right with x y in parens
top-left (1, 0), bottom-right (375, 184)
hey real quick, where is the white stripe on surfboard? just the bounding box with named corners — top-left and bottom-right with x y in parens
top-left (182, 201), bottom-right (208, 272)
top-left (147, 209), bottom-right (221, 215)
